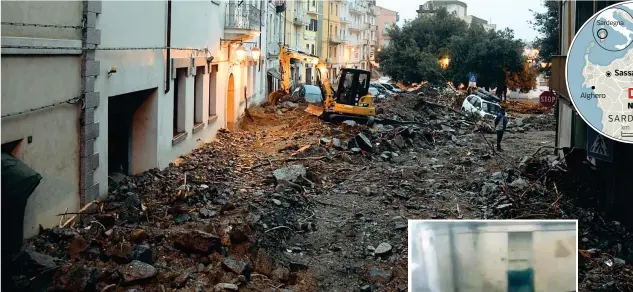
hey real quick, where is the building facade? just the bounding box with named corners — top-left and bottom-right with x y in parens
top-left (550, 0), bottom-right (631, 226)
top-left (2, 0), bottom-right (269, 238)
top-left (375, 5), bottom-right (398, 49)
top-left (2, 0), bottom-right (86, 238)
top-left (416, 0), bottom-right (496, 31)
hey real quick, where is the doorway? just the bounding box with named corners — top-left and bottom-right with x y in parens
top-left (226, 73), bottom-right (235, 130)
top-left (108, 88), bottom-right (158, 176)
top-left (306, 67), bottom-right (312, 85)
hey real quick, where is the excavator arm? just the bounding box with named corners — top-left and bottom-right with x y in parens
top-left (268, 46), bottom-right (333, 107)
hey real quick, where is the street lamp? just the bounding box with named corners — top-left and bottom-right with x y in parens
top-left (236, 45), bottom-right (246, 61)
top-left (251, 47), bottom-right (261, 62)
top-left (440, 57), bottom-right (450, 69)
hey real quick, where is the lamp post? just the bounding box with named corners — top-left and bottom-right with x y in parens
top-left (236, 45), bottom-right (246, 62)
top-left (251, 47), bottom-right (261, 64)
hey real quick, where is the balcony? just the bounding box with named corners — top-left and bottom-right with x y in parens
top-left (363, 23), bottom-right (370, 30)
top-left (307, 4), bottom-right (319, 15)
top-left (349, 5), bottom-right (362, 15)
top-left (293, 14), bottom-right (309, 26)
top-left (371, 24), bottom-right (378, 31)
top-left (550, 55), bottom-right (569, 99)
top-left (349, 24), bottom-right (360, 33)
top-left (224, 2), bottom-right (261, 41)
top-left (329, 36), bottom-right (342, 44)
top-left (340, 17), bottom-right (351, 24)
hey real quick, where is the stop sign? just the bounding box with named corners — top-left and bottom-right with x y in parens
top-left (539, 91), bottom-right (556, 108)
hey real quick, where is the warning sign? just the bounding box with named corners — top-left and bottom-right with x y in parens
top-left (587, 127), bottom-right (613, 162)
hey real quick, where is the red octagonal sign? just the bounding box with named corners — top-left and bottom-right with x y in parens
top-left (539, 91), bottom-right (556, 108)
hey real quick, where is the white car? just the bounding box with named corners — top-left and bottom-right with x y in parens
top-left (378, 76), bottom-right (391, 83)
top-left (379, 82), bottom-right (403, 93)
top-left (370, 82), bottom-right (395, 96)
top-left (462, 94), bottom-right (501, 118)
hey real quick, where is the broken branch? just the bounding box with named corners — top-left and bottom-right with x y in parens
top-left (62, 201), bottom-right (97, 228)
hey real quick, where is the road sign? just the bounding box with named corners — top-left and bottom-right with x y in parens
top-left (468, 73), bottom-right (476, 87)
top-left (587, 127), bottom-right (613, 162)
top-left (628, 88), bottom-right (633, 99)
top-left (539, 91), bottom-right (556, 108)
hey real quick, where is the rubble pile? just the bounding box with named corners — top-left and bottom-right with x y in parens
top-left (475, 154), bottom-right (633, 291)
top-left (500, 100), bottom-right (551, 115)
top-left (11, 131), bottom-right (319, 291)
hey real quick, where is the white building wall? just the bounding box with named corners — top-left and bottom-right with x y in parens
top-left (1, 0), bottom-right (84, 238)
top-left (94, 0), bottom-right (265, 197)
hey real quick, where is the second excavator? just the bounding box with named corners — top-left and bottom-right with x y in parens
top-left (268, 46), bottom-right (377, 124)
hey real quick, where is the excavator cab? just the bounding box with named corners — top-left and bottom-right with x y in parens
top-left (335, 68), bottom-right (371, 106)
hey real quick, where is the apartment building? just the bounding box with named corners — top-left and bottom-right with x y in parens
top-left (266, 1), bottom-right (286, 96)
top-left (2, 0), bottom-right (269, 238)
top-left (416, 0), bottom-right (496, 31)
top-left (550, 0), bottom-right (631, 226)
top-left (375, 5), bottom-right (398, 49)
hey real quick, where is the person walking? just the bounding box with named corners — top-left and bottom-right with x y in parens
top-left (494, 108), bottom-right (508, 152)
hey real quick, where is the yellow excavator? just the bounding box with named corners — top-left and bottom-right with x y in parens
top-left (268, 46), bottom-right (377, 124)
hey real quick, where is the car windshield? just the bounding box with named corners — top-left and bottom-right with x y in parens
top-left (303, 85), bottom-right (322, 103)
top-left (381, 83), bottom-right (393, 90)
top-left (482, 101), bottom-right (501, 115)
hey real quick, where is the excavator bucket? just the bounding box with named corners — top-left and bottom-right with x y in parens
top-left (304, 104), bottom-right (324, 116)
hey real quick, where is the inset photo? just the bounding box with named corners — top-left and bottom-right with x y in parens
top-left (409, 220), bottom-right (577, 292)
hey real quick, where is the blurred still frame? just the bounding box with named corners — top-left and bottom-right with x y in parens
top-left (408, 220), bottom-right (578, 292)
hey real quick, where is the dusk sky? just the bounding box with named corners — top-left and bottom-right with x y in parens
top-left (374, 0), bottom-right (546, 42)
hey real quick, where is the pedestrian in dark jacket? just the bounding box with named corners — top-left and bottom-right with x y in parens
top-left (494, 108), bottom-right (508, 151)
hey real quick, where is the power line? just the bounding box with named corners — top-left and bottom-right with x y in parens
top-left (2, 95), bottom-right (84, 119)
top-left (1, 21), bottom-right (84, 29)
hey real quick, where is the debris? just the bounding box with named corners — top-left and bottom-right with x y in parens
top-left (272, 267), bottom-right (290, 282)
top-left (213, 283), bottom-right (239, 291)
top-left (273, 164), bottom-right (307, 183)
top-left (118, 260), bottom-right (157, 284)
top-left (132, 244), bottom-right (153, 264)
top-left (173, 230), bottom-right (221, 254)
top-left (374, 242), bottom-right (393, 256)
top-left (222, 256), bottom-right (250, 275)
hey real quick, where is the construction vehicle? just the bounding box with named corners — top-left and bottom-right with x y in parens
top-left (268, 46), bottom-right (376, 124)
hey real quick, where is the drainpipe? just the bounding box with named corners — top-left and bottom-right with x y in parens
top-left (165, 0), bottom-right (172, 94)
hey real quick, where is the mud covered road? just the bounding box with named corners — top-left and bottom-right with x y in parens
top-left (10, 93), bottom-right (633, 292)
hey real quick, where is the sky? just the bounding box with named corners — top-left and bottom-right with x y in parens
top-left (375, 0), bottom-right (546, 42)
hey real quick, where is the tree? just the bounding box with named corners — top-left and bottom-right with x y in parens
top-left (378, 8), bottom-right (524, 89)
top-left (506, 58), bottom-right (538, 93)
top-left (379, 26), bottom-right (443, 85)
top-left (530, 0), bottom-right (559, 63)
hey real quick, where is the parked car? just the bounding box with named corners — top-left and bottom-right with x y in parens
top-left (370, 82), bottom-right (395, 96)
top-left (368, 87), bottom-right (386, 99)
top-left (378, 76), bottom-right (391, 83)
top-left (379, 82), bottom-right (403, 93)
top-left (462, 94), bottom-right (501, 118)
top-left (291, 84), bottom-right (323, 104)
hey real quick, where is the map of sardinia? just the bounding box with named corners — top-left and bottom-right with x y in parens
top-left (566, 1), bottom-right (633, 143)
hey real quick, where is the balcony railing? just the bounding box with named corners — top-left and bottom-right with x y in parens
top-left (349, 5), bottom-right (362, 15)
top-left (349, 24), bottom-right (360, 32)
top-left (340, 17), bottom-right (351, 24)
top-left (307, 4), bottom-right (319, 15)
top-left (293, 14), bottom-right (309, 26)
top-left (550, 55), bottom-right (569, 99)
top-left (329, 35), bottom-right (342, 43)
top-left (363, 23), bottom-right (370, 30)
top-left (225, 2), bottom-right (261, 30)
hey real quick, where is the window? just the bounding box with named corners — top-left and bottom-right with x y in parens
top-left (312, 0), bottom-right (315, 6)
top-left (194, 66), bottom-right (205, 128)
top-left (575, 1), bottom-right (595, 33)
top-left (473, 98), bottom-right (481, 109)
top-left (311, 44), bottom-right (315, 55)
top-left (306, 44), bottom-right (310, 51)
top-left (173, 68), bottom-right (187, 138)
top-left (209, 65), bottom-right (218, 119)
